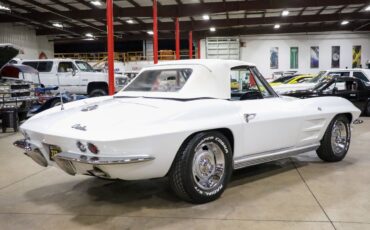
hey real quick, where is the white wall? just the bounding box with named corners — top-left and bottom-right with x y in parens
top-left (0, 23), bottom-right (54, 59)
top-left (201, 32), bottom-right (370, 79)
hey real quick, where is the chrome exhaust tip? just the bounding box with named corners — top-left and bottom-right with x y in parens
top-left (24, 149), bottom-right (48, 167)
top-left (14, 139), bottom-right (48, 167)
top-left (88, 166), bottom-right (110, 179)
top-left (54, 157), bottom-right (77, 176)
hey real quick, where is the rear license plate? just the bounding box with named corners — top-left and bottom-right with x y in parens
top-left (49, 145), bottom-right (62, 160)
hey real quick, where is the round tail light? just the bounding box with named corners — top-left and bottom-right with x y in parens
top-left (87, 143), bottom-right (99, 154)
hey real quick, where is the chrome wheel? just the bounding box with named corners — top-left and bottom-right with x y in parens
top-left (192, 142), bottom-right (225, 190)
top-left (331, 120), bottom-right (349, 156)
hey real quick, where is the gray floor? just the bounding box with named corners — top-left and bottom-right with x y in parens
top-left (0, 118), bottom-right (370, 230)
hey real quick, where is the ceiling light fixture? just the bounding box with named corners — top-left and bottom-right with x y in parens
top-left (85, 33), bottom-right (94, 38)
top-left (282, 10), bottom-right (289, 16)
top-left (274, 24), bottom-right (280, 29)
top-left (365, 5), bottom-right (370, 11)
top-left (210, 27), bottom-right (216, 32)
top-left (203, 14), bottom-right (210, 20)
top-left (90, 1), bottom-right (102, 6)
top-left (52, 23), bottom-right (63, 28)
top-left (341, 20), bottom-right (349, 25)
top-left (147, 31), bottom-right (154, 35)
top-left (126, 19), bottom-right (134, 24)
top-left (0, 4), bottom-right (11, 11)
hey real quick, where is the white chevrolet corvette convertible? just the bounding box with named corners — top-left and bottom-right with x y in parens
top-left (15, 60), bottom-right (360, 203)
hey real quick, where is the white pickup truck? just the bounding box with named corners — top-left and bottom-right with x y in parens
top-left (14, 59), bottom-right (126, 97)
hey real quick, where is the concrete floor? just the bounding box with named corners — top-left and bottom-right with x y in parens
top-left (0, 118), bottom-right (370, 230)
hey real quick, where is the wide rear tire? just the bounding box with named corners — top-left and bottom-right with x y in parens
top-left (169, 131), bottom-right (233, 204)
top-left (89, 88), bottom-right (107, 97)
top-left (317, 115), bottom-right (351, 162)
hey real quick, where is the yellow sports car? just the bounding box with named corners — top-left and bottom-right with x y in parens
top-left (231, 79), bottom-right (240, 90)
top-left (270, 74), bottom-right (315, 86)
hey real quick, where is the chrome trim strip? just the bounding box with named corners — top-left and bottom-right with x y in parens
top-left (233, 143), bottom-right (320, 170)
top-left (54, 152), bottom-right (155, 165)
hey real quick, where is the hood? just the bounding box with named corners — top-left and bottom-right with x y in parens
top-left (272, 83), bottom-right (316, 94)
top-left (0, 44), bottom-right (20, 70)
top-left (21, 97), bottom-right (188, 140)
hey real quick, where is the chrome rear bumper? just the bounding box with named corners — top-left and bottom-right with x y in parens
top-left (55, 152), bottom-right (155, 165)
top-left (13, 139), bottom-right (48, 167)
top-left (14, 139), bottom-right (155, 177)
top-left (54, 152), bottom-right (155, 176)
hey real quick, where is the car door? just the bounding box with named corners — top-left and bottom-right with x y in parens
top-left (232, 66), bottom-right (304, 155)
top-left (56, 61), bottom-right (79, 93)
top-left (355, 79), bottom-right (369, 113)
top-left (335, 78), bottom-right (367, 112)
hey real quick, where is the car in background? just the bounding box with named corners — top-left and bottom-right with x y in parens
top-left (272, 71), bottom-right (298, 79)
top-left (282, 74), bottom-right (315, 84)
top-left (123, 71), bottom-right (139, 81)
top-left (27, 86), bottom-right (87, 117)
top-left (0, 44), bottom-right (39, 123)
top-left (15, 59), bottom-right (360, 203)
top-left (231, 79), bottom-right (240, 90)
top-left (273, 69), bottom-right (370, 94)
top-left (13, 59), bottom-right (127, 97)
top-left (283, 76), bottom-right (370, 116)
top-left (269, 74), bottom-right (299, 86)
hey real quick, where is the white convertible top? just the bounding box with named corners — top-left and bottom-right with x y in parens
top-left (116, 59), bottom-right (256, 99)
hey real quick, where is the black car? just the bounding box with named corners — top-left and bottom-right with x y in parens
top-left (282, 77), bottom-right (370, 116)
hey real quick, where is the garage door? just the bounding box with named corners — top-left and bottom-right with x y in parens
top-left (206, 37), bottom-right (240, 60)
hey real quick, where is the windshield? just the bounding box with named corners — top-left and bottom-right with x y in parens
top-left (75, 61), bottom-right (94, 72)
top-left (307, 71), bottom-right (327, 83)
top-left (313, 77), bottom-right (334, 90)
top-left (124, 68), bottom-right (192, 92)
top-left (271, 75), bottom-right (294, 83)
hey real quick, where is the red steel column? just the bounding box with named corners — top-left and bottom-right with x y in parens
top-left (188, 31), bottom-right (193, 59)
top-left (175, 18), bottom-right (180, 60)
top-left (106, 0), bottom-right (115, 95)
top-left (153, 0), bottom-right (158, 64)
top-left (197, 39), bottom-right (201, 59)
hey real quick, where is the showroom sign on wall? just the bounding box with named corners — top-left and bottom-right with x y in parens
top-left (310, 46), bottom-right (319, 68)
top-left (331, 46), bottom-right (340, 68)
top-left (270, 47), bottom-right (278, 69)
top-left (290, 47), bottom-right (299, 69)
top-left (352, 45), bottom-right (361, 68)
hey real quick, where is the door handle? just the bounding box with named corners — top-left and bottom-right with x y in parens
top-left (244, 113), bottom-right (256, 123)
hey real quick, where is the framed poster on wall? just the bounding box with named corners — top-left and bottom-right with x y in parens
top-left (352, 46), bottom-right (361, 68)
top-left (270, 47), bottom-right (279, 69)
top-left (290, 47), bottom-right (299, 69)
top-left (310, 46), bottom-right (319, 68)
top-left (331, 46), bottom-right (340, 68)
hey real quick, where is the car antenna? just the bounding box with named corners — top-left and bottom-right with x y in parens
top-left (56, 72), bottom-right (64, 110)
